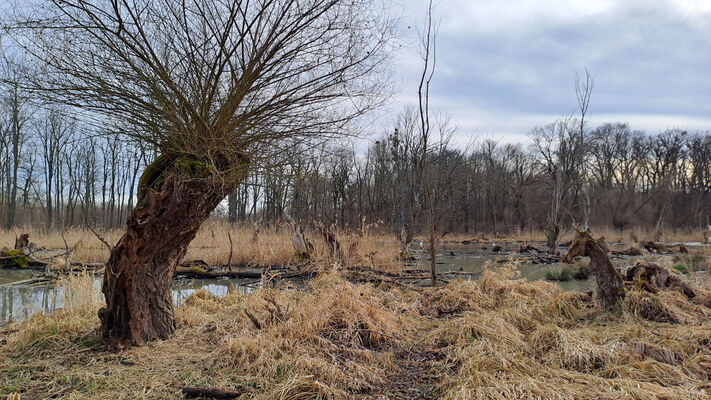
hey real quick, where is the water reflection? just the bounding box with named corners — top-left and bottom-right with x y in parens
top-left (0, 274), bottom-right (256, 326)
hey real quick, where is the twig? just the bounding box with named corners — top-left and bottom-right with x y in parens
top-left (227, 230), bottom-right (233, 272)
top-left (244, 309), bottom-right (261, 330)
top-left (86, 224), bottom-right (113, 252)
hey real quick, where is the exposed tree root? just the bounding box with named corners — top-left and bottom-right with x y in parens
top-left (622, 262), bottom-right (696, 299)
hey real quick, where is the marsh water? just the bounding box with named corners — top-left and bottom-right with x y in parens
top-left (0, 241), bottom-right (693, 325)
top-left (0, 271), bottom-right (256, 326)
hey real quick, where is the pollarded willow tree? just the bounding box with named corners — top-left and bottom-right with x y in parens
top-left (9, 0), bottom-right (393, 345)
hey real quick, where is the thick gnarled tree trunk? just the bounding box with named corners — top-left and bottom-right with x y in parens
top-left (98, 154), bottom-right (248, 345)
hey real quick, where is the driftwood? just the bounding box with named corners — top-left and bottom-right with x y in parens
top-left (564, 230), bottom-right (626, 308)
top-left (640, 241), bottom-right (687, 254)
top-left (181, 386), bottom-right (241, 399)
top-left (623, 262), bottom-right (695, 298)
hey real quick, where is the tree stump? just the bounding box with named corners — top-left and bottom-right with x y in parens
top-left (564, 230), bottom-right (625, 308)
top-left (284, 215), bottom-right (313, 261)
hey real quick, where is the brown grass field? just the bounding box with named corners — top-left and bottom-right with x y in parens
top-left (1, 264), bottom-right (710, 399)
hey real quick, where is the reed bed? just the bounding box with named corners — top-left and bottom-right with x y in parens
top-left (1, 263), bottom-right (710, 399)
top-left (0, 221), bottom-right (403, 271)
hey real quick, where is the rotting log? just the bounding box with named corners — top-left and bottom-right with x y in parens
top-left (519, 244), bottom-right (542, 253)
top-left (623, 262), bottom-right (695, 298)
top-left (564, 230), bottom-right (625, 308)
top-left (98, 153), bottom-right (249, 346)
top-left (0, 247), bottom-right (49, 269)
top-left (181, 387), bottom-right (241, 399)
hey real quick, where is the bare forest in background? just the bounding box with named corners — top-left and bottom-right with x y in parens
top-left (2, 85), bottom-right (710, 238)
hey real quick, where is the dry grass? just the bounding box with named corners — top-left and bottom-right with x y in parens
top-left (0, 221), bottom-right (402, 271)
top-left (1, 263), bottom-right (710, 399)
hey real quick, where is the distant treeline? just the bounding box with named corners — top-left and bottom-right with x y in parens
top-left (1, 98), bottom-right (710, 235)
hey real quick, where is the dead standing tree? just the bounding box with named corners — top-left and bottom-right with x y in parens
top-left (418, 0), bottom-right (438, 286)
top-left (12, 0), bottom-right (392, 345)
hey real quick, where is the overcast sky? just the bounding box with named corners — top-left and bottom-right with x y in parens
top-left (374, 0), bottom-right (711, 145)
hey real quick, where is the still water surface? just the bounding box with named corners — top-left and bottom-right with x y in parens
top-left (0, 270), bottom-right (255, 326)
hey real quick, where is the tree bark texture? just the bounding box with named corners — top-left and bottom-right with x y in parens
top-left (98, 153), bottom-right (249, 345)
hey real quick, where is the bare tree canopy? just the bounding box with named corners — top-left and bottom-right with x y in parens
top-left (9, 0), bottom-right (393, 165)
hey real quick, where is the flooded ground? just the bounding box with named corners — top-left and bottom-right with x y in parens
top-left (0, 274), bottom-right (256, 326)
top-left (1, 241), bottom-right (704, 325)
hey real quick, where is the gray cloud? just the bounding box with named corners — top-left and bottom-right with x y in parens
top-left (385, 0), bottom-right (711, 141)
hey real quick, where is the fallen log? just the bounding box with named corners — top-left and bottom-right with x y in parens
top-left (181, 386), bottom-right (241, 399)
top-left (0, 247), bottom-right (49, 269)
top-left (174, 265), bottom-right (264, 279)
top-left (623, 262), bottom-right (695, 298)
top-left (0, 276), bottom-right (57, 287)
top-left (640, 241), bottom-right (687, 254)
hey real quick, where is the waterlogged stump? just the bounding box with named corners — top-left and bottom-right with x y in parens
top-left (564, 231), bottom-right (625, 309)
